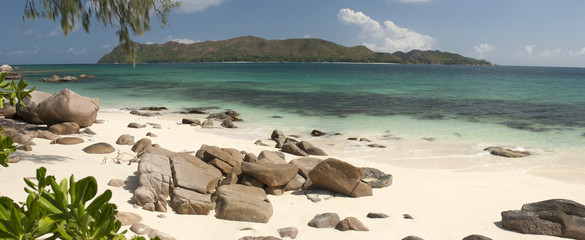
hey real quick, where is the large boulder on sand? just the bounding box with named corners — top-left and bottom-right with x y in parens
top-left (170, 155), bottom-right (222, 194)
top-left (501, 199), bottom-right (585, 239)
top-left (170, 187), bottom-right (213, 215)
top-left (241, 162), bottom-right (299, 187)
top-left (36, 88), bottom-right (99, 127)
top-left (308, 158), bottom-right (372, 197)
top-left (213, 184), bottom-right (273, 223)
top-left (16, 91), bottom-right (53, 124)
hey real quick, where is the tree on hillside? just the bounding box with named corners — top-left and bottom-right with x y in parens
top-left (23, 0), bottom-right (181, 63)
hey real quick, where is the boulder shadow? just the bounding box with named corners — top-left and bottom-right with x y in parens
top-left (15, 152), bottom-right (72, 164)
top-left (124, 171), bottom-right (140, 205)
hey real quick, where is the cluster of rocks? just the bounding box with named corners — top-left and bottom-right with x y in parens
top-left (0, 64), bottom-right (23, 79)
top-left (501, 199), bottom-right (585, 239)
top-left (130, 136), bottom-right (392, 226)
top-left (179, 110), bottom-right (242, 129)
top-left (112, 211), bottom-right (176, 240)
top-left (1, 88), bottom-right (99, 128)
top-left (347, 137), bottom-right (388, 148)
top-left (270, 129), bottom-right (327, 156)
top-left (42, 74), bottom-right (96, 83)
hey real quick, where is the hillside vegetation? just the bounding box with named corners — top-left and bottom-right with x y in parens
top-left (97, 36), bottom-right (491, 65)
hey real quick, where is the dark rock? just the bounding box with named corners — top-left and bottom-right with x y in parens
top-left (311, 129), bottom-right (326, 137)
top-left (265, 185), bottom-right (285, 196)
top-left (146, 132), bottom-right (157, 137)
top-left (48, 122), bottom-right (80, 135)
top-left (501, 199), bottom-right (585, 239)
top-left (257, 150), bottom-right (286, 164)
top-left (359, 137), bottom-right (371, 142)
top-left (11, 134), bottom-right (32, 145)
top-left (281, 142), bottom-right (308, 157)
top-left (308, 213), bottom-right (340, 228)
top-left (402, 236), bottom-right (424, 240)
top-left (462, 235), bottom-right (493, 240)
top-left (108, 179), bottom-right (125, 187)
top-left (404, 214), bottom-right (414, 219)
top-left (132, 138), bottom-right (152, 153)
top-left (335, 217), bottom-right (369, 231)
top-left (297, 141), bottom-right (327, 156)
top-left (116, 134), bottom-right (135, 145)
top-left (308, 158), bottom-right (371, 197)
top-left (522, 199), bottom-right (585, 217)
top-left (283, 174), bottom-right (305, 191)
top-left (201, 119), bottom-right (214, 128)
top-left (83, 142), bottom-right (116, 154)
top-left (361, 167), bottom-right (393, 188)
top-left (170, 187), bottom-right (213, 215)
top-left (36, 130), bottom-right (60, 141)
top-left (368, 144), bottom-right (387, 148)
top-left (240, 175), bottom-right (265, 188)
top-left (130, 110), bottom-right (160, 117)
top-left (213, 184), bottom-right (273, 223)
top-left (367, 212), bottom-right (389, 218)
top-left (244, 152), bottom-right (258, 163)
top-left (115, 211), bottom-right (142, 226)
top-left (210, 158), bottom-right (234, 175)
top-left (128, 122), bottom-right (146, 129)
top-left (52, 137), bottom-right (84, 145)
top-left (241, 162), bottom-right (299, 187)
top-left (170, 155), bottom-right (222, 194)
top-left (277, 227), bottom-right (298, 239)
top-left (219, 172), bottom-right (238, 186)
top-left (182, 118), bottom-right (200, 125)
top-left (80, 128), bottom-right (96, 135)
top-left (347, 137), bottom-right (358, 141)
top-left (271, 129), bottom-right (284, 140)
top-left (221, 119), bottom-right (237, 128)
top-left (254, 140), bottom-right (269, 147)
top-left (140, 106), bottom-right (167, 111)
top-left (289, 157), bottom-right (323, 178)
top-left (484, 146), bottom-right (529, 158)
top-left (16, 91), bottom-right (52, 124)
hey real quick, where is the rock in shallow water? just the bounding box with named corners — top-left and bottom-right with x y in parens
top-left (484, 146), bottom-right (529, 158)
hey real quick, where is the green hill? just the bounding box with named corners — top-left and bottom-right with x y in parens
top-left (97, 36), bottom-right (491, 65)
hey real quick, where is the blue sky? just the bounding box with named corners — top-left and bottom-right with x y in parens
top-left (1, 0), bottom-right (585, 67)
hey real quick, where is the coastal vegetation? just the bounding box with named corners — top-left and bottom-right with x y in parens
top-left (97, 36), bottom-right (492, 65)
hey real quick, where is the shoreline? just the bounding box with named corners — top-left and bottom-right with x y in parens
top-left (2, 110), bottom-right (584, 239)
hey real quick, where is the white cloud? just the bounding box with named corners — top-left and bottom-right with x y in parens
top-left (539, 48), bottom-right (562, 58)
top-left (102, 44), bottom-right (113, 49)
top-left (146, 41), bottom-right (155, 45)
top-left (166, 35), bottom-right (198, 44)
top-left (338, 8), bottom-right (435, 52)
top-left (178, 0), bottom-right (228, 13)
top-left (67, 48), bottom-right (89, 55)
top-left (473, 43), bottom-right (495, 58)
top-left (569, 47), bottom-right (585, 57)
top-left (5, 47), bottom-right (39, 57)
top-left (303, 34), bottom-right (311, 38)
top-left (524, 44), bottom-right (536, 54)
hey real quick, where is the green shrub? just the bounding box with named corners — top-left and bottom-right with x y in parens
top-left (0, 167), bottom-right (126, 239)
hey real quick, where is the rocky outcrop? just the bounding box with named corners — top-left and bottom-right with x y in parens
top-left (213, 184), bottom-right (273, 223)
top-left (170, 155), bottom-right (222, 194)
top-left (308, 158), bottom-right (372, 197)
top-left (42, 75), bottom-right (78, 82)
top-left (241, 162), bottom-right (299, 187)
top-left (36, 88), bottom-right (99, 127)
top-left (501, 199), bottom-right (585, 239)
top-left (170, 187), bottom-right (214, 215)
top-left (0, 64), bottom-right (23, 79)
top-left (132, 154), bottom-right (173, 210)
top-left (16, 91), bottom-right (53, 124)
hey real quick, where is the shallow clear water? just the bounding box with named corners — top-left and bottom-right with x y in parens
top-left (15, 63), bottom-right (585, 151)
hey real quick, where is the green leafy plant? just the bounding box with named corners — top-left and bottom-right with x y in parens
top-left (0, 72), bottom-right (34, 167)
top-left (0, 167), bottom-right (127, 239)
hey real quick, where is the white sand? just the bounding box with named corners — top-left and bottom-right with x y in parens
top-left (2, 111), bottom-right (584, 240)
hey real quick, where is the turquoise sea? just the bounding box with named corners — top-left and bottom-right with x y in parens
top-left (14, 63), bottom-right (585, 166)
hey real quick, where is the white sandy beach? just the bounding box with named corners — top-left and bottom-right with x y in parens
top-left (1, 110), bottom-right (584, 240)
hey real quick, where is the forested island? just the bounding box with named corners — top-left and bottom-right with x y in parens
top-left (98, 36), bottom-right (491, 65)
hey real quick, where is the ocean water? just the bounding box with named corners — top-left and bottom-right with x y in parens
top-left (14, 63), bottom-right (585, 174)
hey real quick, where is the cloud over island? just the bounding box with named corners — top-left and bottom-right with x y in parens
top-left (337, 8), bottom-right (435, 53)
